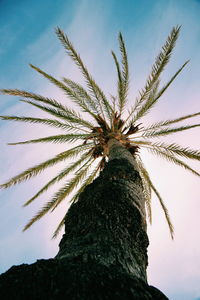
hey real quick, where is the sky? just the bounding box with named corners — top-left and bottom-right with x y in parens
top-left (0, 0), bottom-right (200, 299)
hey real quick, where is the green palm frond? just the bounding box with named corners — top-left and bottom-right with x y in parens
top-left (118, 32), bottom-right (129, 114)
top-left (23, 150), bottom-right (92, 207)
top-left (148, 148), bottom-right (200, 177)
top-left (149, 179), bottom-right (174, 239)
top-left (0, 115), bottom-right (88, 133)
top-left (55, 27), bottom-right (113, 121)
top-left (52, 213), bottom-right (67, 239)
top-left (8, 133), bottom-right (92, 145)
top-left (143, 124), bottom-right (200, 138)
top-left (0, 144), bottom-right (90, 189)
top-left (0, 89), bottom-right (67, 111)
top-left (0, 88), bottom-right (95, 125)
top-left (134, 140), bottom-right (200, 161)
top-left (20, 99), bottom-right (94, 130)
top-left (111, 33), bottom-right (129, 116)
top-left (124, 26), bottom-right (180, 125)
top-left (62, 78), bottom-right (99, 114)
top-left (136, 157), bottom-right (152, 223)
top-left (29, 64), bottom-right (98, 119)
top-left (155, 60), bottom-right (189, 100)
top-left (131, 61), bottom-right (189, 125)
top-left (51, 157), bottom-right (94, 212)
top-left (22, 157), bottom-right (93, 231)
top-left (138, 112), bottom-right (200, 133)
top-left (70, 158), bottom-right (103, 204)
top-left (111, 51), bottom-right (123, 111)
top-left (131, 79), bottom-right (160, 124)
top-left (51, 159), bottom-right (102, 239)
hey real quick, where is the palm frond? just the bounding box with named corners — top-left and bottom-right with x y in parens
top-left (55, 27), bottom-right (113, 121)
top-left (111, 51), bottom-right (123, 112)
top-left (118, 32), bottom-right (129, 114)
top-left (0, 89), bottom-right (68, 111)
top-left (143, 124), bottom-right (200, 138)
top-left (136, 157), bottom-right (152, 223)
top-left (0, 144), bottom-right (91, 189)
top-left (62, 78), bottom-right (99, 114)
top-left (21, 99), bottom-right (94, 130)
top-left (124, 26), bottom-right (180, 125)
top-left (148, 148), bottom-right (200, 177)
top-left (30, 64), bottom-right (98, 119)
top-left (131, 79), bottom-right (160, 124)
top-left (52, 159), bottom-right (102, 239)
top-left (23, 150), bottom-right (92, 206)
top-left (23, 158), bottom-right (93, 231)
top-left (0, 115), bottom-right (88, 132)
top-left (8, 133), bottom-right (92, 145)
top-left (51, 157), bottom-right (94, 211)
top-left (70, 158), bottom-right (103, 203)
top-left (135, 140), bottom-right (200, 161)
top-left (51, 212), bottom-right (67, 239)
top-left (138, 112), bottom-right (200, 133)
top-left (149, 179), bottom-right (174, 239)
top-left (155, 60), bottom-right (189, 100)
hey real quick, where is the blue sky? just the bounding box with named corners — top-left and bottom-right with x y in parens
top-left (0, 1), bottom-right (200, 299)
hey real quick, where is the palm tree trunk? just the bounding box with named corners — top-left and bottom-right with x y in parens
top-left (0, 139), bottom-right (168, 299)
top-left (56, 139), bottom-right (149, 282)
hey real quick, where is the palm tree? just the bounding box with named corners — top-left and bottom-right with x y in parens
top-left (0, 26), bottom-right (199, 297)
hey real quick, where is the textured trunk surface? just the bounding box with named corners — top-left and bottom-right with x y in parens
top-left (0, 140), bottom-right (169, 299)
top-left (56, 139), bottom-right (148, 282)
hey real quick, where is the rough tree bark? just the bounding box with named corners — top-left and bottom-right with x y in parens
top-left (0, 140), bottom-right (169, 299)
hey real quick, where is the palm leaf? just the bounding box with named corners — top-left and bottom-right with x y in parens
top-left (22, 158), bottom-right (93, 231)
top-left (144, 124), bottom-right (200, 138)
top-left (62, 78), bottom-right (99, 114)
top-left (8, 133), bottom-right (92, 145)
top-left (148, 148), bottom-right (200, 177)
top-left (0, 115), bottom-right (88, 132)
top-left (118, 32), bottom-right (129, 114)
top-left (155, 60), bottom-right (189, 100)
top-left (0, 89), bottom-right (68, 112)
top-left (149, 179), bottom-right (174, 239)
top-left (135, 140), bottom-right (200, 161)
top-left (0, 144), bottom-right (90, 189)
top-left (111, 51), bottom-right (124, 114)
top-left (21, 99), bottom-right (94, 130)
top-left (124, 26), bottom-right (180, 125)
top-left (70, 158), bottom-right (103, 203)
top-left (131, 79), bottom-right (160, 124)
top-left (51, 212), bottom-right (67, 239)
top-left (30, 64), bottom-right (98, 119)
top-left (51, 159), bottom-right (102, 239)
top-left (136, 157), bottom-right (152, 223)
top-left (55, 27), bottom-right (113, 121)
top-left (139, 112), bottom-right (200, 133)
top-left (23, 150), bottom-right (92, 206)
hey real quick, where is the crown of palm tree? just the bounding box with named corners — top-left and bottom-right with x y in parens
top-left (1, 26), bottom-right (200, 239)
